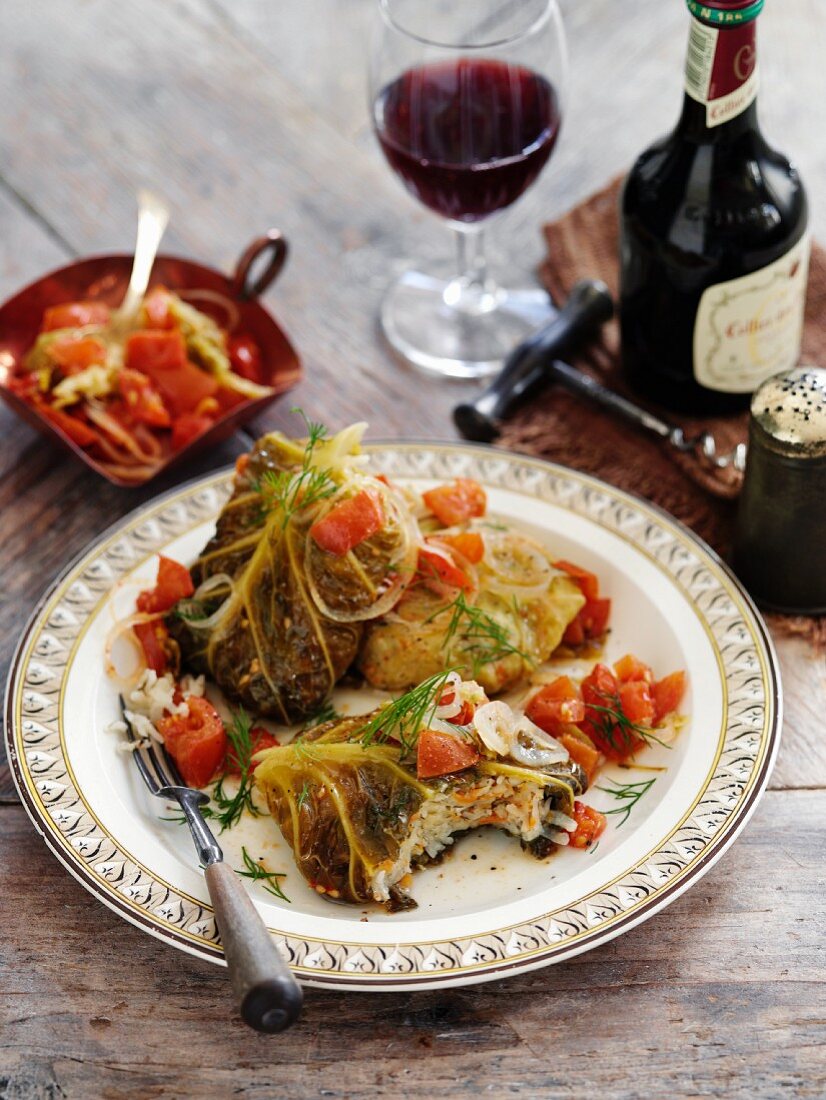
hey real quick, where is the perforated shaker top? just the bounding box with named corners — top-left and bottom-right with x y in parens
top-left (750, 366), bottom-right (826, 458)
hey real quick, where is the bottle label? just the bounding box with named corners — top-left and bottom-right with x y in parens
top-left (684, 18), bottom-right (758, 127)
top-left (694, 235), bottom-right (811, 393)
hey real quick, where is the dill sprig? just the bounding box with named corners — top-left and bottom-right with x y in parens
top-left (237, 846), bottom-right (290, 903)
top-left (253, 408), bottom-right (337, 528)
top-left (587, 694), bottom-right (672, 755)
top-left (430, 591), bottom-right (532, 677)
top-left (354, 668), bottom-right (459, 753)
top-left (596, 777), bottom-right (657, 827)
top-left (296, 779), bottom-right (311, 810)
top-left (207, 708), bottom-right (261, 832)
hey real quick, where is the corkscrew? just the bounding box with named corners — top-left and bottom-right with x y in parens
top-left (453, 283), bottom-right (747, 474)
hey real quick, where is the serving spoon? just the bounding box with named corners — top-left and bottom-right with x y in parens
top-left (108, 190), bottom-right (170, 335)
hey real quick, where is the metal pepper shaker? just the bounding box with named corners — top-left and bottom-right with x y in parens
top-left (733, 366), bottom-right (826, 614)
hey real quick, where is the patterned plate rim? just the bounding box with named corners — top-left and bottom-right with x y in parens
top-left (4, 443), bottom-right (782, 991)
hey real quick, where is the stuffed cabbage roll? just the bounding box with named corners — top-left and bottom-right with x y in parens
top-left (359, 525), bottom-right (585, 695)
top-left (168, 423), bottom-right (417, 723)
top-left (254, 676), bottom-right (588, 910)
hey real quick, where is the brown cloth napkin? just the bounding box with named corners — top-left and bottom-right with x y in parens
top-left (497, 176), bottom-right (826, 648)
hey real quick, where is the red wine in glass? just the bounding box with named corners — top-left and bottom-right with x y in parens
top-left (375, 58), bottom-right (561, 223)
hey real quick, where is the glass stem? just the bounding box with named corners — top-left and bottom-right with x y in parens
top-left (443, 226), bottom-right (501, 315)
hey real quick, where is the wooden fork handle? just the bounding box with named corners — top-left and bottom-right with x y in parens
top-left (204, 861), bottom-right (303, 1033)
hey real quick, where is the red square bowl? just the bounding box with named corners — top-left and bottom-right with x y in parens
top-left (0, 231), bottom-right (302, 486)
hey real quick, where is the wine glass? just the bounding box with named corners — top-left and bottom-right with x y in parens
top-left (369, 0), bottom-right (567, 379)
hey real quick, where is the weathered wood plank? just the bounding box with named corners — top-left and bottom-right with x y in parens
top-left (0, 789), bottom-right (822, 1098)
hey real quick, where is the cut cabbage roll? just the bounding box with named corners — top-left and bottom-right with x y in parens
top-left (254, 677), bottom-right (587, 910)
top-left (359, 526), bottom-right (585, 695)
top-left (168, 423), bottom-right (417, 723)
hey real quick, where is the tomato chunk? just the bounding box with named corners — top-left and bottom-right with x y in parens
top-left (48, 335), bottom-right (107, 375)
top-left (422, 478), bottom-right (487, 526)
top-left (119, 367), bottom-right (171, 428)
top-left (132, 620), bottom-right (170, 675)
top-left (126, 330), bottom-right (219, 416)
top-left (580, 663), bottom-right (643, 760)
top-left (39, 405), bottom-right (100, 448)
top-left (157, 696), bottom-right (227, 789)
top-left (417, 544), bottom-right (474, 592)
top-left (417, 728), bottom-right (479, 779)
top-left (614, 654), bottom-right (653, 683)
top-left (429, 531), bottom-right (485, 565)
top-left (555, 560), bottom-right (600, 602)
top-left (653, 671), bottom-right (687, 724)
top-left (618, 681), bottom-right (655, 727)
top-left (525, 678), bottom-right (586, 733)
top-left (42, 300), bottom-right (110, 332)
top-left (228, 334), bottom-right (263, 384)
top-left (136, 556), bottom-right (195, 614)
top-left (438, 688), bottom-right (476, 727)
top-left (126, 330), bottom-right (187, 373)
top-left (171, 412), bottom-right (214, 451)
top-left (310, 490), bottom-right (385, 556)
top-left (558, 734), bottom-right (600, 784)
top-left (569, 801), bottom-right (607, 850)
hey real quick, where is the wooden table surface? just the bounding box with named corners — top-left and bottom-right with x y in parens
top-left (2, 2), bottom-right (825, 1097)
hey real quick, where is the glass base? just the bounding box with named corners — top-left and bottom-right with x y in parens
top-left (379, 269), bottom-right (554, 379)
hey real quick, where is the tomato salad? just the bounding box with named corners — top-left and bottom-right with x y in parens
top-left (9, 288), bottom-right (272, 482)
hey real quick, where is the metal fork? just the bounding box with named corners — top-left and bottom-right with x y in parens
top-left (121, 698), bottom-right (303, 1033)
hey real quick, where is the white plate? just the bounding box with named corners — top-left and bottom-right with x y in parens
top-left (4, 444), bottom-right (781, 990)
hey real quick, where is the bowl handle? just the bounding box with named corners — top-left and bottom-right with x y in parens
top-left (233, 230), bottom-right (289, 301)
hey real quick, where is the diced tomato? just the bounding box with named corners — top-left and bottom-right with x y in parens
top-left (581, 663), bottom-right (618, 705)
top-left (227, 727), bottom-right (280, 777)
top-left (41, 300), bottom-right (110, 332)
top-left (228, 334), bottom-right (263, 384)
top-left (569, 801), bottom-right (607, 850)
top-left (417, 728), bottom-right (479, 779)
top-left (562, 615), bottom-right (585, 647)
top-left (309, 490), bottom-right (385, 557)
top-left (558, 734), bottom-right (600, 784)
top-left (149, 361), bottom-right (219, 417)
top-left (235, 453), bottom-right (250, 477)
top-left (47, 335), bottom-right (107, 375)
top-left (563, 597), bottom-right (612, 646)
top-left (132, 620), bottom-right (170, 675)
top-left (136, 555), bottom-right (195, 614)
top-left (580, 598), bottom-right (611, 638)
top-left (157, 696), bottom-right (227, 789)
top-left (618, 681), bottom-right (655, 727)
top-left (39, 405), bottom-right (100, 448)
top-left (439, 688), bottom-right (476, 727)
top-left (554, 560), bottom-right (600, 602)
top-left (652, 670), bottom-right (687, 724)
top-left (430, 531), bottom-right (485, 565)
top-left (422, 478), bottom-right (487, 526)
top-left (614, 653), bottom-right (653, 684)
top-left (119, 367), bottom-right (171, 428)
top-left (417, 544), bottom-right (474, 593)
top-left (526, 678), bottom-right (586, 733)
top-left (126, 331), bottom-right (219, 417)
top-left (171, 413), bottom-right (214, 451)
top-left (142, 287), bottom-right (175, 329)
top-left (126, 330), bottom-right (186, 373)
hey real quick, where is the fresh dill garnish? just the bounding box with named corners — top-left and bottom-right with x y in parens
top-left (237, 846), bottom-right (290, 903)
top-left (300, 700), bottom-right (341, 731)
top-left (252, 408), bottom-right (337, 528)
top-left (429, 591), bottom-right (533, 677)
top-left (596, 777), bottom-right (657, 827)
top-left (296, 779), bottom-right (311, 810)
top-left (354, 668), bottom-right (459, 753)
top-left (206, 708), bottom-right (261, 831)
top-left (587, 695), bottom-right (672, 754)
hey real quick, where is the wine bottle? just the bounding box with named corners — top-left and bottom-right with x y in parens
top-left (619, 0), bottom-right (809, 415)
